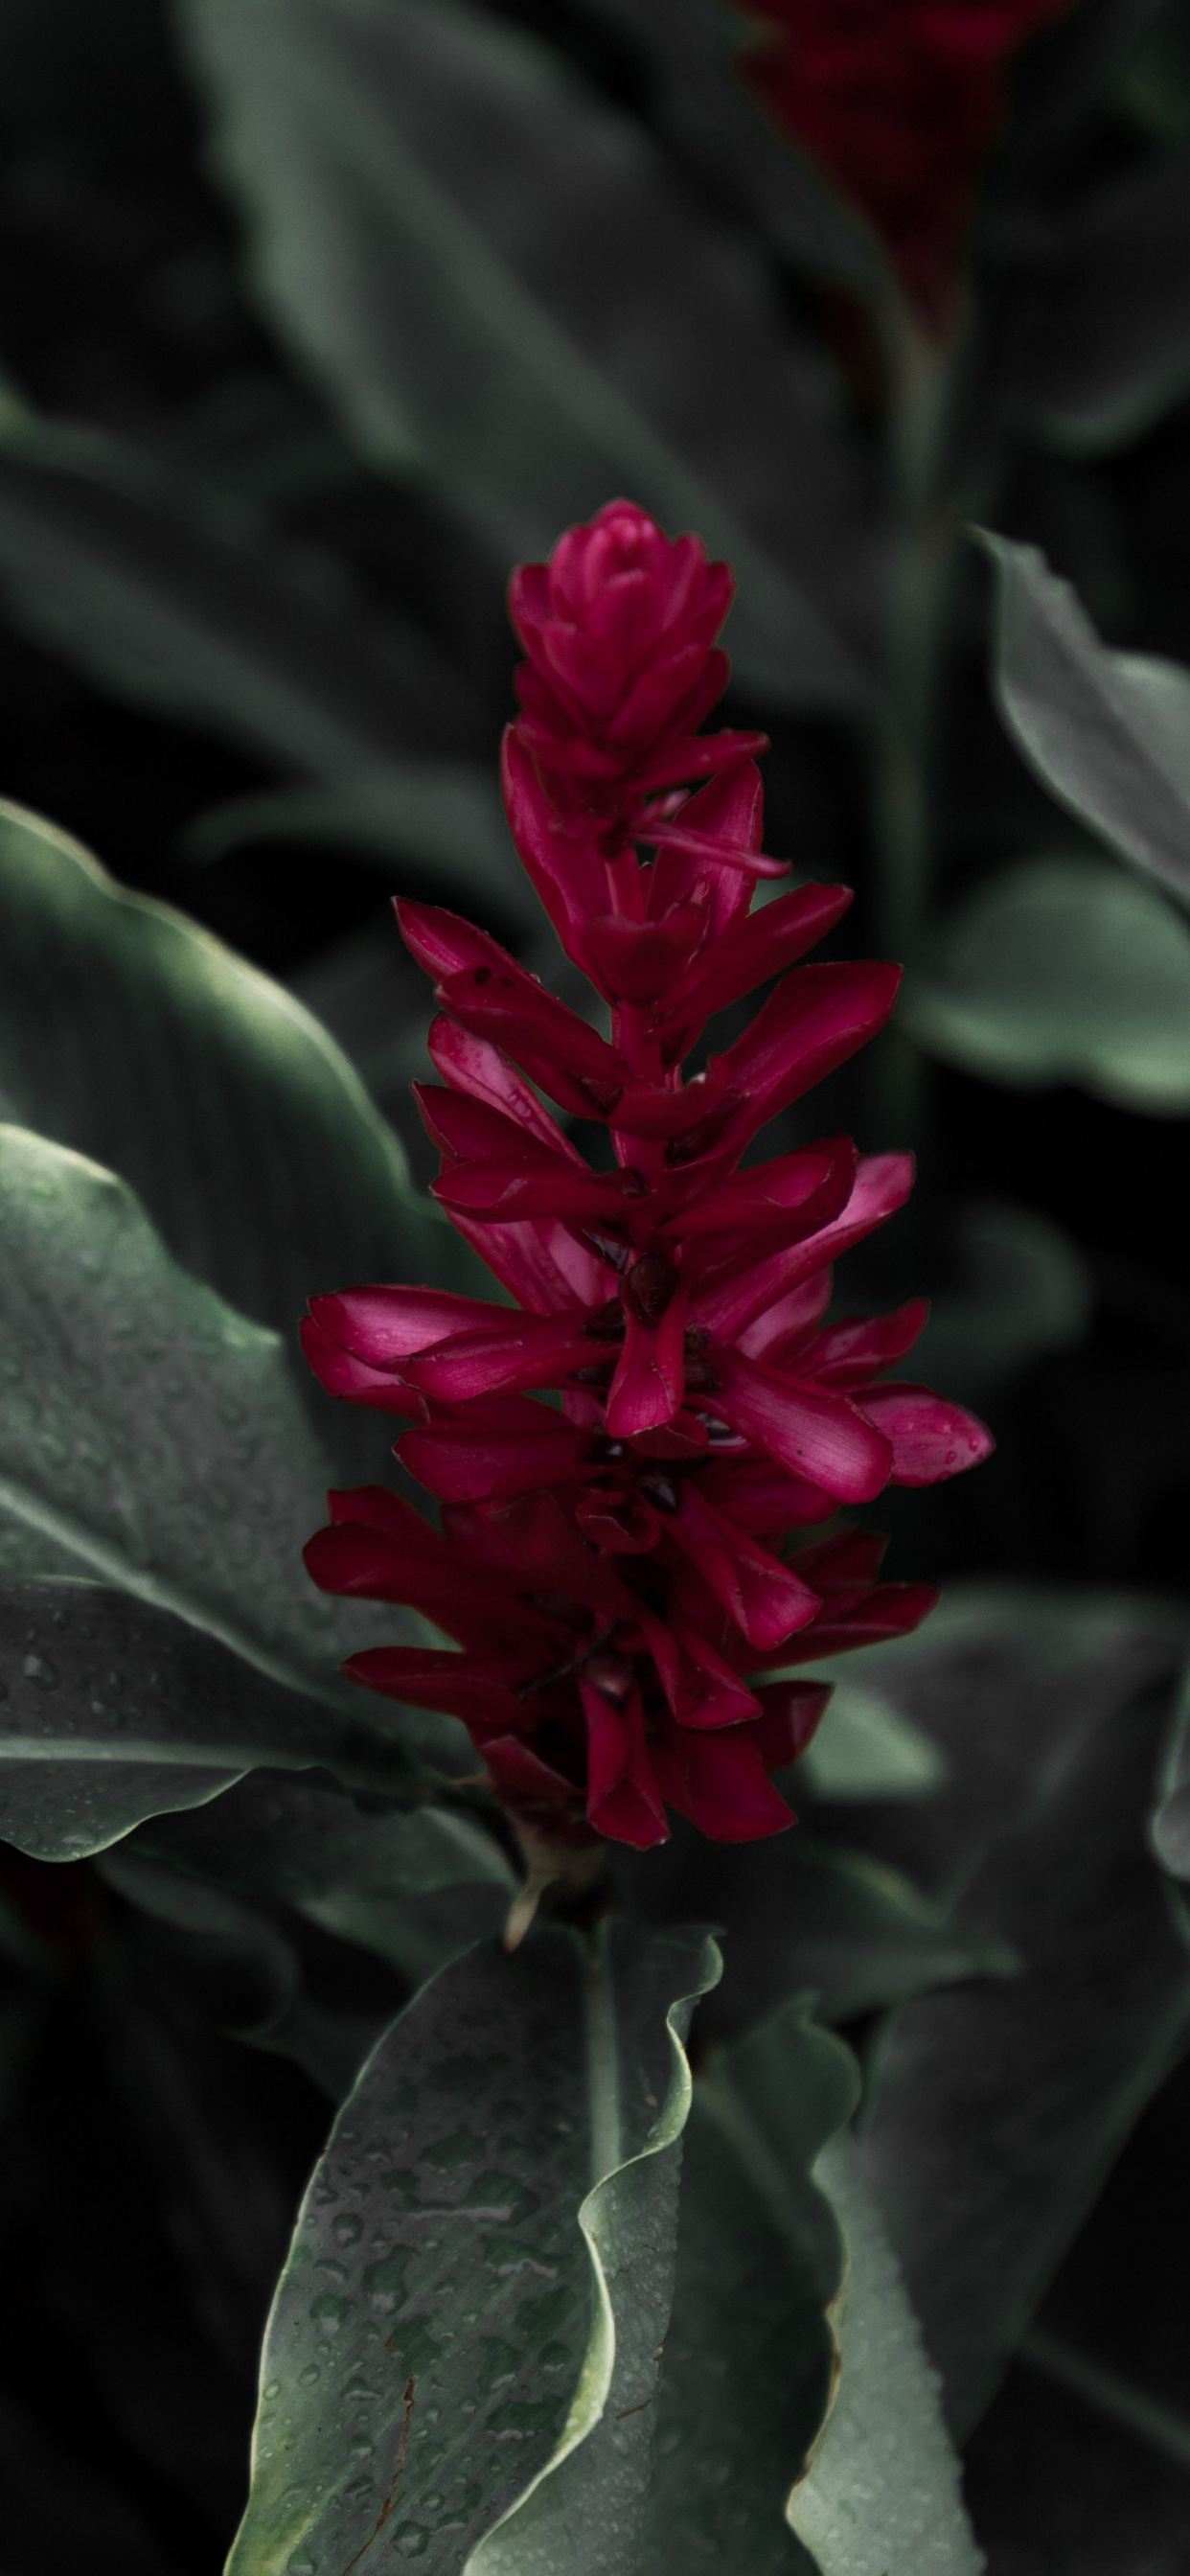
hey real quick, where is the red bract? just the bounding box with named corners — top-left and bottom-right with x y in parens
top-left (738, 1), bottom-right (1071, 333)
top-left (304, 501), bottom-right (992, 1852)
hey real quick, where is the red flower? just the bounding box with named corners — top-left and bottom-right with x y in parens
top-left (738, 1), bottom-right (1072, 333)
top-left (304, 502), bottom-right (992, 1851)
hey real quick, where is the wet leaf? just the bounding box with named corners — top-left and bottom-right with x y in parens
top-left (639, 1997), bottom-right (854, 2575)
top-left (906, 855), bottom-right (1190, 1112)
top-left (224, 1921), bottom-right (719, 2576)
top-left (0, 1125), bottom-right (467, 1761)
top-left (0, 1580), bottom-right (432, 1862)
top-left (790, 2138), bottom-right (984, 2576)
top-left (177, 0), bottom-right (875, 710)
top-left (639, 2000), bottom-right (981, 2575)
top-left (131, 1770), bottom-right (515, 1988)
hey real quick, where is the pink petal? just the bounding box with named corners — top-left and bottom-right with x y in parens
top-left (435, 1158), bottom-right (647, 1226)
top-left (500, 727), bottom-right (606, 951)
top-left (427, 1014), bottom-right (585, 1160)
top-left (713, 1350), bottom-right (894, 1503)
top-left (605, 1282), bottom-right (688, 1437)
top-left (769, 1581), bottom-right (940, 1664)
top-left (404, 1312), bottom-right (593, 1400)
top-left (300, 1315), bottom-right (420, 1414)
top-left (666, 1480), bottom-right (821, 1648)
top-left (803, 1299), bottom-right (930, 1387)
top-left (695, 1153), bottom-right (914, 1340)
top-left (399, 1411), bottom-right (589, 1502)
top-left (582, 908), bottom-right (706, 1003)
top-left (650, 1727), bottom-right (794, 1840)
top-left (309, 1284), bottom-right (500, 1369)
top-left (737, 1271), bottom-right (833, 1359)
top-left (340, 1645), bottom-right (529, 1728)
top-left (747, 1682), bottom-right (832, 1769)
top-left (658, 881), bottom-right (854, 1033)
top-left (855, 1383), bottom-right (995, 1484)
top-left (714, 959), bottom-right (902, 1142)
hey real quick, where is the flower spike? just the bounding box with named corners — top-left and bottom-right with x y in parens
top-left (304, 500), bottom-right (993, 1852)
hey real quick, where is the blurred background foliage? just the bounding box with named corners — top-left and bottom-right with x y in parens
top-left (5, 1), bottom-right (1190, 2567)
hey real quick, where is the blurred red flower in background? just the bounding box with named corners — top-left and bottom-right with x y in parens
top-left (738, 0), bottom-right (1073, 332)
top-left (304, 502), bottom-right (992, 1852)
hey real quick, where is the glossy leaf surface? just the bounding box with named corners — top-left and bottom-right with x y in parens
top-left (0, 1579), bottom-right (429, 1860)
top-left (225, 1922), bottom-right (719, 2576)
top-left (790, 2139), bottom-right (984, 2576)
top-left (0, 1125), bottom-right (459, 1740)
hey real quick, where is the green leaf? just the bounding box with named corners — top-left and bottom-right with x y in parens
top-left (129, 1769), bottom-right (515, 1988)
top-left (905, 854), bottom-right (1190, 1112)
top-left (176, 0), bottom-right (875, 712)
top-left (1000, 145), bottom-right (1190, 451)
top-left (0, 1580), bottom-right (472, 1861)
top-left (639, 1997), bottom-right (854, 2575)
top-left (841, 1586), bottom-right (1190, 2437)
top-left (790, 2138), bottom-right (984, 2576)
top-left (639, 2001), bottom-right (981, 2576)
top-left (737, 1842), bottom-right (1017, 2028)
top-left (909, 1200), bottom-right (1092, 1411)
top-left (0, 798), bottom-right (477, 1357)
top-left (978, 531), bottom-right (1190, 907)
top-left (621, 1831), bottom-right (1011, 2039)
top-left (224, 1921), bottom-right (720, 2576)
top-left (0, 1126), bottom-right (468, 1771)
top-left (0, 417), bottom-right (480, 775)
top-left (798, 1681), bottom-right (948, 1802)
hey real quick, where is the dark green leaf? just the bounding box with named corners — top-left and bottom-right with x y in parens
top-left (0, 798), bottom-right (478, 1353)
top-left (224, 1922), bottom-right (719, 2576)
top-left (788, 2138), bottom-right (984, 2575)
top-left (129, 1769), bottom-right (515, 1986)
top-left (640, 1998), bottom-right (852, 2576)
top-left (176, 0), bottom-right (875, 711)
top-left (906, 854), bottom-right (1190, 1111)
top-left (978, 531), bottom-right (1190, 906)
top-left (0, 1581), bottom-right (457, 1860)
top-left (842, 1588), bottom-right (1190, 2437)
top-left (797, 1683), bottom-right (947, 1802)
top-left (1000, 146), bottom-right (1190, 450)
top-left (641, 2001), bottom-right (981, 2575)
top-left (0, 1127), bottom-right (466, 1763)
top-left (623, 1832), bottom-right (1014, 2039)
top-left (0, 414), bottom-right (479, 770)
